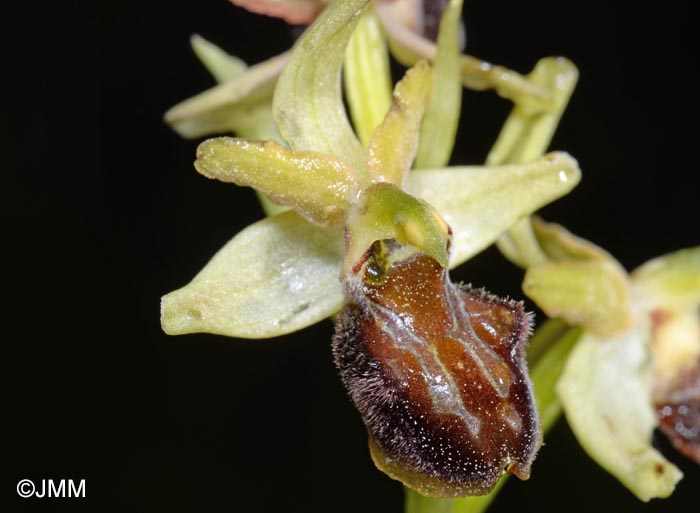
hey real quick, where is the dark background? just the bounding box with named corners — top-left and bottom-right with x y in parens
top-left (6, 0), bottom-right (698, 511)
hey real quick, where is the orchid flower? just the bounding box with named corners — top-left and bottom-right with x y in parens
top-left (160, 0), bottom-right (580, 503)
top-left (159, 0), bottom-right (698, 512)
top-left (160, 0), bottom-right (578, 342)
top-left (519, 222), bottom-right (699, 501)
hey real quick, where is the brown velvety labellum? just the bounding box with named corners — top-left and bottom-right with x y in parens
top-left (656, 365), bottom-right (700, 463)
top-left (333, 240), bottom-right (540, 498)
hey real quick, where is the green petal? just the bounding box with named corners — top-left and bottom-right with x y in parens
top-left (343, 9), bottom-right (393, 146)
top-left (459, 55), bottom-right (551, 109)
top-left (182, 39), bottom-right (289, 214)
top-left (489, 58), bottom-right (579, 268)
top-left (404, 152), bottom-right (581, 268)
top-left (367, 61), bottom-right (434, 186)
top-left (414, 0), bottom-right (463, 169)
top-left (521, 219), bottom-right (633, 336)
top-left (164, 52), bottom-right (288, 139)
top-left (160, 211), bottom-right (344, 338)
top-left (631, 246), bottom-right (700, 311)
top-left (487, 57), bottom-right (579, 166)
top-left (374, 3), bottom-right (550, 109)
top-left (195, 137), bottom-right (359, 228)
top-left (557, 329), bottom-right (683, 501)
top-left (190, 34), bottom-right (247, 83)
top-left (523, 260), bottom-right (632, 337)
top-left (531, 216), bottom-right (620, 262)
top-left (273, 0), bottom-right (369, 172)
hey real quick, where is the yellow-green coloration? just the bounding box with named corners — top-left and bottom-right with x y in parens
top-left (519, 219), bottom-right (636, 344)
top-left (557, 327), bottom-right (684, 501)
top-left (367, 60), bottom-right (434, 186)
top-left (161, 210), bottom-right (344, 338)
top-left (415, 0), bottom-right (463, 170)
top-left (160, 52), bottom-right (580, 341)
top-left (164, 50), bottom-right (287, 140)
top-left (489, 57), bottom-right (579, 270)
top-left (487, 58), bottom-right (578, 167)
top-left (634, 248), bottom-right (700, 397)
top-left (529, 322), bottom-right (583, 433)
top-left (631, 246), bottom-right (700, 311)
top-left (374, 0), bottom-right (552, 110)
top-left (524, 259), bottom-right (632, 337)
top-left (190, 33), bottom-right (247, 82)
top-left (549, 246), bottom-right (700, 503)
top-left (344, 182), bottom-right (450, 274)
top-left (343, 9), bottom-right (393, 146)
top-left (195, 138), bottom-right (360, 228)
top-left (405, 152), bottom-right (580, 269)
top-left (273, 0), bottom-right (370, 172)
top-left (530, 217), bottom-right (620, 262)
top-left (159, 0), bottom-right (700, 510)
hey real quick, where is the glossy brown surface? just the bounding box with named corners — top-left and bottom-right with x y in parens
top-left (333, 241), bottom-right (540, 497)
top-left (656, 365), bottom-right (700, 464)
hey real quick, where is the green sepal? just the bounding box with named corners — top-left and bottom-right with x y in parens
top-left (557, 328), bottom-right (683, 501)
top-left (160, 211), bottom-right (344, 338)
top-left (164, 52), bottom-right (288, 139)
top-left (631, 246), bottom-right (700, 311)
top-left (273, 0), bottom-right (369, 173)
top-left (195, 137), bottom-right (360, 228)
top-left (524, 260), bottom-right (632, 337)
top-left (190, 33), bottom-right (247, 83)
top-left (404, 152), bottom-right (581, 269)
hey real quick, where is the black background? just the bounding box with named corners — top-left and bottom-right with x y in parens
top-left (6, 0), bottom-right (698, 511)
